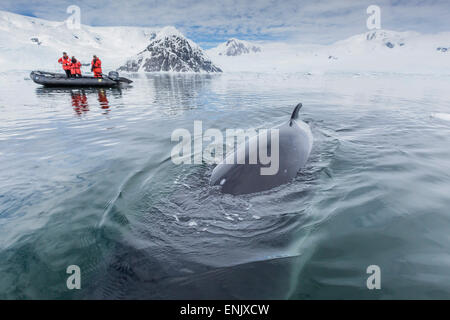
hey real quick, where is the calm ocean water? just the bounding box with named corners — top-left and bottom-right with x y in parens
top-left (0, 71), bottom-right (449, 299)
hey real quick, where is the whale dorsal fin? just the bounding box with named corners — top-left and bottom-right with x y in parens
top-left (289, 103), bottom-right (302, 126)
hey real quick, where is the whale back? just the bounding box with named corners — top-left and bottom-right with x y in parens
top-left (210, 104), bottom-right (313, 195)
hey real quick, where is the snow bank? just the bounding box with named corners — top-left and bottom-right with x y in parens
top-left (0, 10), bottom-right (158, 72)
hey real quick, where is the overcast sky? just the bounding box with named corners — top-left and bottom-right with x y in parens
top-left (1, 0), bottom-right (449, 47)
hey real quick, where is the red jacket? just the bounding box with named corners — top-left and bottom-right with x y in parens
top-left (91, 58), bottom-right (102, 73)
top-left (70, 61), bottom-right (82, 75)
top-left (58, 56), bottom-right (71, 70)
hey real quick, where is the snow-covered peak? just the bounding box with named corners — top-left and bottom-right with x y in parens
top-left (210, 38), bottom-right (262, 56)
top-left (145, 26), bottom-right (202, 53)
top-left (153, 26), bottom-right (184, 41)
top-left (118, 26), bottom-right (222, 73)
top-left (363, 29), bottom-right (412, 48)
top-left (332, 29), bottom-right (419, 51)
top-left (327, 29), bottom-right (450, 56)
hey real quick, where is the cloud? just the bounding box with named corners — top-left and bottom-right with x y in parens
top-left (0, 0), bottom-right (449, 46)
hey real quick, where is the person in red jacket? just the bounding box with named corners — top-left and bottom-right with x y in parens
top-left (58, 52), bottom-right (72, 77)
top-left (70, 56), bottom-right (82, 77)
top-left (91, 55), bottom-right (102, 78)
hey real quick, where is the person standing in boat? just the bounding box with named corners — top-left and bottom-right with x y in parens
top-left (70, 57), bottom-right (82, 78)
top-left (58, 52), bottom-right (72, 77)
top-left (91, 55), bottom-right (102, 78)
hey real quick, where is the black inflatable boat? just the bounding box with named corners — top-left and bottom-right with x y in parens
top-left (30, 71), bottom-right (133, 87)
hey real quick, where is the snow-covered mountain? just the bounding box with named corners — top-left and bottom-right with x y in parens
top-left (320, 29), bottom-right (450, 73)
top-left (323, 29), bottom-right (422, 57)
top-left (208, 38), bottom-right (261, 56)
top-left (0, 10), bottom-right (448, 75)
top-left (0, 10), bottom-right (158, 71)
top-left (0, 10), bottom-right (221, 73)
top-left (117, 27), bottom-right (222, 73)
top-left (210, 29), bottom-right (450, 74)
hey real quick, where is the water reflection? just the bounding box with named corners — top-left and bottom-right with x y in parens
top-left (97, 89), bottom-right (110, 114)
top-left (145, 73), bottom-right (219, 115)
top-left (71, 91), bottom-right (89, 116)
top-left (35, 87), bottom-right (120, 116)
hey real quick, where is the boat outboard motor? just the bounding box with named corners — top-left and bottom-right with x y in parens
top-left (108, 71), bottom-right (120, 81)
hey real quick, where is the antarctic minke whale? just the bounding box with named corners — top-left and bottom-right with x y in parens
top-left (210, 103), bottom-right (313, 195)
